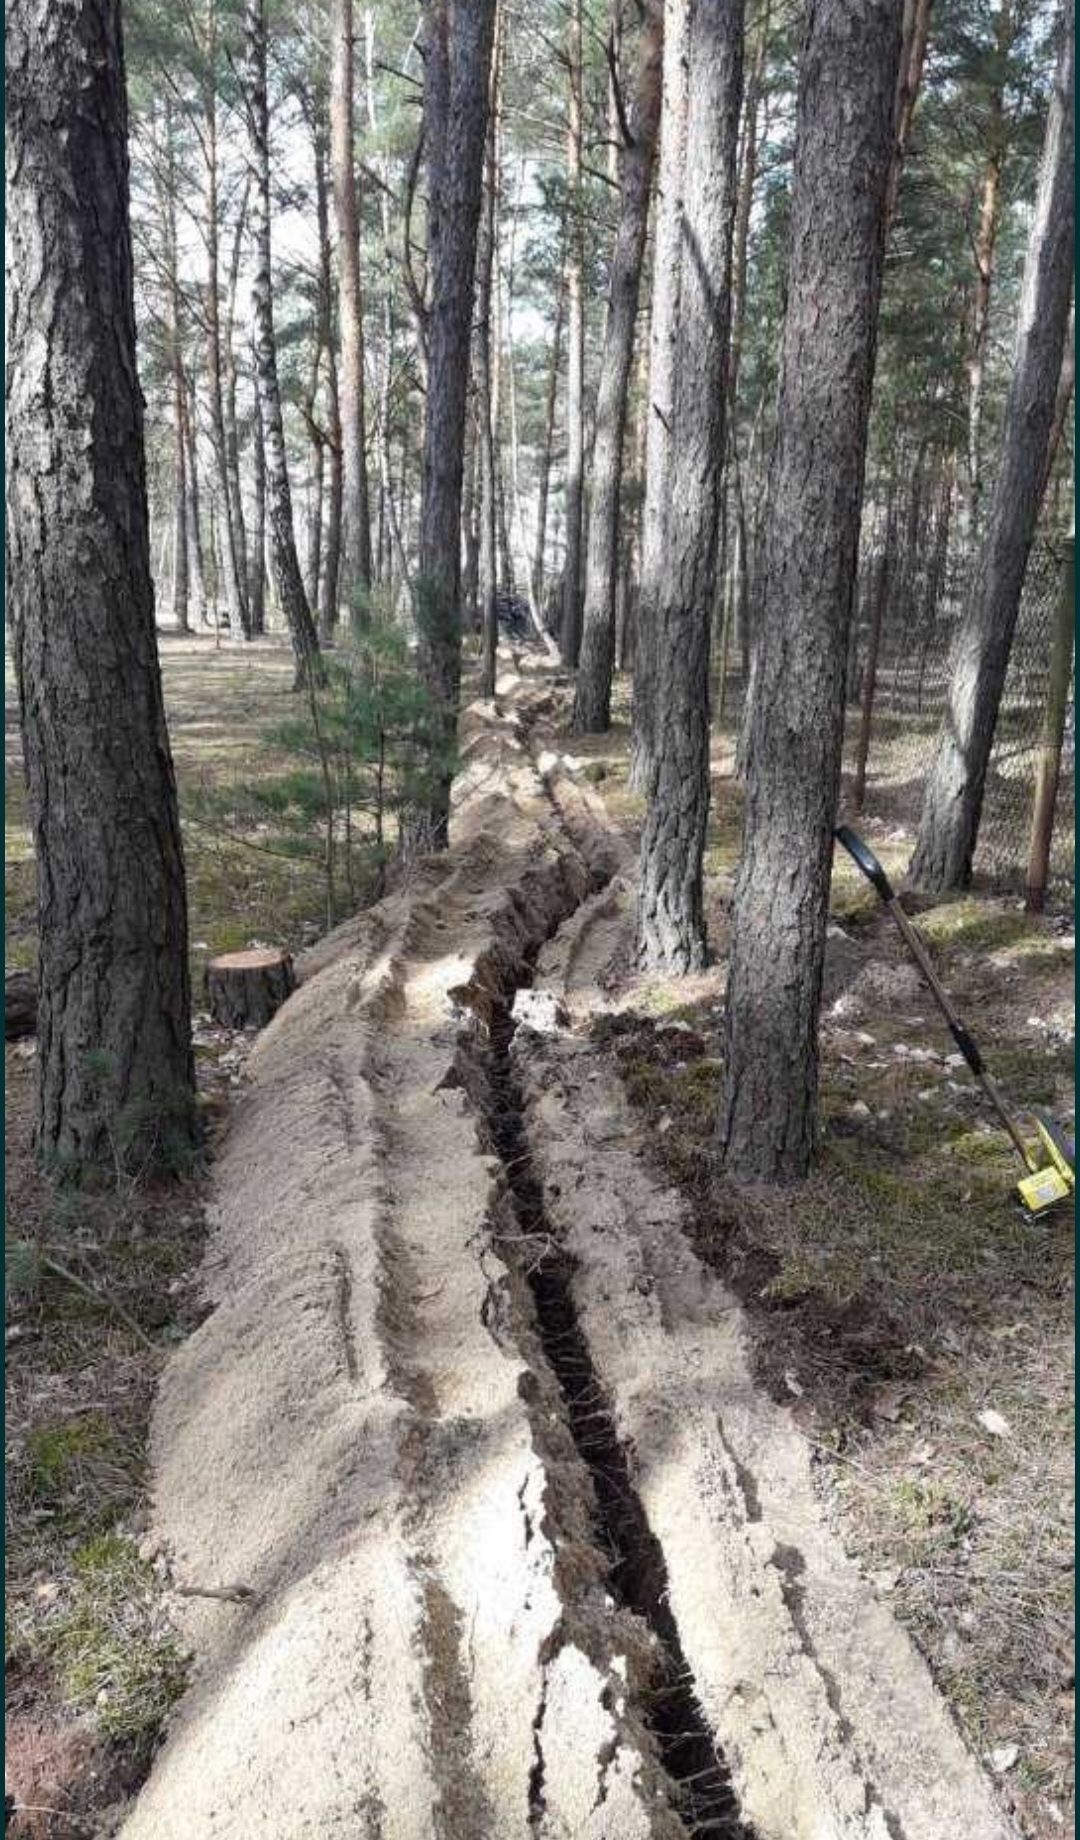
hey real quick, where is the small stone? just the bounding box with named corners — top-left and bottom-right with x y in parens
top-left (987, 1744), bottom-right (1019, 1775)
top-left (977, 1408), bottom-right (1013, 1439)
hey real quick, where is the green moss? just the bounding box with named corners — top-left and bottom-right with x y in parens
top-left (916, 900), bottom-right (1035, 955)
top-left (25, 1416), bottom-right (113, 1508)
top-left (47, 1534), bottom-right (189, 1741)
top-left (945, 1129), bottom-right (1017, 1170)
top-left (890, 1477), bottom-right (972, 1540)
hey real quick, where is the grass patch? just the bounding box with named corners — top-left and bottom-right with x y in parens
top-left (916, 898), bottom-right (1036, 956)
top-left (42, 1535), bottom-right (188, 1743)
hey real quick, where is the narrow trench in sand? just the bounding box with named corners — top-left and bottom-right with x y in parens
top-left (483, 979), bottom-right (752, 1840)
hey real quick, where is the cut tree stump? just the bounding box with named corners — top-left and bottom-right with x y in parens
top-left (205, 949), bottom-right (295, 1030)
top-left (6, 970), bottom-right (36, 1041)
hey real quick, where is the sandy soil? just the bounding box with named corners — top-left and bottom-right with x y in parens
top-left (118, 670), bottom-right (1025, 1840)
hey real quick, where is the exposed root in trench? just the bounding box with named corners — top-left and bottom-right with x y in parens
top-left (460, 939), bottom-right (751, 1838)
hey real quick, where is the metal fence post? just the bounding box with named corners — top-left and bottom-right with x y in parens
top-left (1024, 532), bottom-right (1075, 912)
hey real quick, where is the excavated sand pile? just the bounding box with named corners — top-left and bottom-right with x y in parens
top-left (122, 674), bottom-right (1018, 1840)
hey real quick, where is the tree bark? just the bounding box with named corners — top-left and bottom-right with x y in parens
top-left (717, 0), bottom-right (903, 1184)
top-left (533, 270), bottom-right (565, 610)
top-left (851, 512), bottom-right (893, 812)
top-left (910, 16), bottom-right (1074, 893)
top-left (883, 0), bottom-right (932, 230)
top-left (331, 0), bottom-right (373, 606)
top-left (505, 158), bottom-right (558, 657)
top-left (573, 0), bottom-right (663, 734)
top-left (363, 6), bottom-right (411, 609)
top-left (477, 27), bottom-right (500, 700)
top-left (7, 0), bottom-right (194, 1168)
top-left (965, 0), bottom-right (1013, 537)
top-left (310, 98), bottom-right (344, 637)
top-left (162, 100), bottom-right (189, 632)
top-left (414, 0), bottom-right (497, 845)
top-left (181, 366), bottom-right (209, 625)
top-left (223, 179), bottom-right (251, 629)
top-left (245, 0), bottom-right (322, 684)
top-left (728, 0), bottom-right (769, 407)
top-left (248, 334), bottom-right (267, 634)
top-left (559, 0), bottom-right (586, 665)
top-left (1024, 531), bottom-right (1074, 912)
top-left (633, 0), bottom-right (744, 973)
top-left (629, 0), bottom-right (692, 790)
top-left (206, 948), bottom-right (295, 1029)
top-left (305, 354), bottom-right (326, 615)
top-left (203, 0), bottom-right (248, 641)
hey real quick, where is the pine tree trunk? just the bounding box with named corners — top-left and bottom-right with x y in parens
top-left (7, 0), bottom-right (194, 1169)
top-left (477, 62), bottom-right (499, 699)
top-left (204, 0), bottom-right (248, 641)
top-left (634, 0), bottom-right (744, 973)
top-left (629, 0), bottom-right (692, 790)
top-left (245, 0), bottom-right (321, 685)
top-left (852, 527), bottom-right (892, 811)
top-left (363, 7), bottom-right (410, 609)
top-left (505, 158), bottom-right (557, 656)
top-left (965, 0), bottom-right (1013, 537)
top-left (910, 16), bottom-right (1074, 893)
top-left (728, 0), bottom-right (769, 407)
top-left (163, 101), bottom-right (190, 633)
top-left (249, 338), bottom-right (267, 635)
top-left (559, 0), bottom-right (586, 665)
top-left (1025, 531), bottom-right (1074, 912)
top-left (331, 0), bottom-right (373, 606)
top-left (533, 271), bottom-right (565, 610)
top-left (619, 333), bottom-right (650, 672)
top-left (573, 0), bottom-right (663, 735)
top-left (312, 107), bottom-right (343, 638)
top-left (883, 0), bottom-right (932, 229)
top-left (414, 0), bottom-right (497, 845)
top-left (717, 0), bottom-right (903, 1184)
top-left (181, 367), bottom-right (209, 625)
top-left (223, 182), bottom-right (251, 628)
top-left (462, 402), bottom-right (481, 629)
top-left (306, 388), bottom-right (325, 615)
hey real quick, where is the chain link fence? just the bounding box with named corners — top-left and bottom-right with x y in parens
top-left (836, 533), bottom-right (1074, 904)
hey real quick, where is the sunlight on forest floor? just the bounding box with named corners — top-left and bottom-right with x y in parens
top-left (4, 641), bottom-right (1074, 1840)
top-left (6, 635), bottom-right (331, 991)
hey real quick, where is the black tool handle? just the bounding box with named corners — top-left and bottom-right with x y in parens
top-left (948, 1021), bottom-right (984, 1074)
top-left (834, 825), bottom-right (895, 903)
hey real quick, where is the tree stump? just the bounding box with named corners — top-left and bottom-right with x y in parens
top-left (6, 969), bottom-right (37, 1041)
top-left (205, 949), bottom-right (295, 1030)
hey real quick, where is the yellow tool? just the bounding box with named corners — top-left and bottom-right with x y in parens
top-left (834, 826), bottom-right (1075, 1220)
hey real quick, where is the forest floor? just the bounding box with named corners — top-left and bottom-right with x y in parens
top-left (4, 639), bottom-right (1074, 1839)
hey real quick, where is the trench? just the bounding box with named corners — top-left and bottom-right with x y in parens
top-left (476, 966), bottom-right (751, 1839)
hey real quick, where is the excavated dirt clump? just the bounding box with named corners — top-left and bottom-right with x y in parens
top-left (120, 683), bottom-right (698, 1840)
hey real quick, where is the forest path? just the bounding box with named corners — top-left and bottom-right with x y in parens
top-left (120, 669), bottom-right (1017, 1840)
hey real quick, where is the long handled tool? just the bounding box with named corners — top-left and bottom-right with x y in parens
top-left (834, 825), bottom-right (1074, 1218)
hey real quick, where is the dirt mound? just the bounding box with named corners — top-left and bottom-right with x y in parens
top-left (121, 671), bottom-right (1018, 1840)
